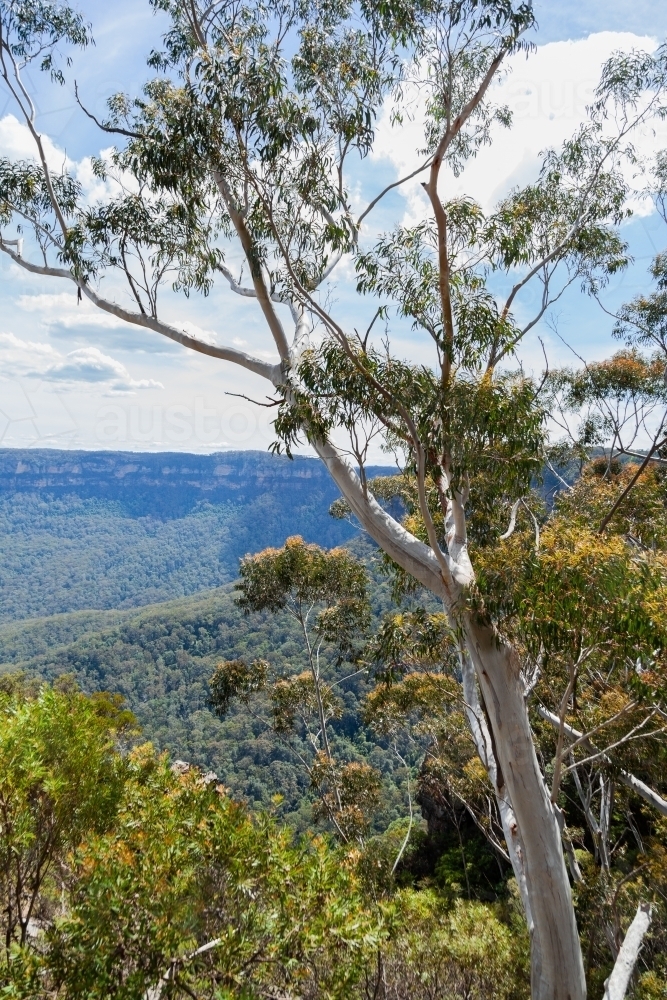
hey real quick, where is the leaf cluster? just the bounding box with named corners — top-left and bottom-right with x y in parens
top-left (274, 340), bottom-right (545, 503)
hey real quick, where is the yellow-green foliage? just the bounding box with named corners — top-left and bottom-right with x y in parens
top-left (0, 679), bottom-right (130, 951)
top-left (47, 746), bottom-right (379, 1000)
top-left (379, 889), bottom-right (530, 1000)
top-left (0, 679), bottom-right (533, 1000)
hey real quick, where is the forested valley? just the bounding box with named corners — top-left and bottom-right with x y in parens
top-left (2, 450), bottom-right (667, 998)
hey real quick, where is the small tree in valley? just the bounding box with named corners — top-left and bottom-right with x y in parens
top-left (209, 536), bottom-right (380, 842)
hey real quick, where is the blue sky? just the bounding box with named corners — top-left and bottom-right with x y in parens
top-left (0, 0), bottom-right (666, 456)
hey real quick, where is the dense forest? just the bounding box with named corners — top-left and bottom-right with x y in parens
top-left (0, 449), bottom-right (393, 622)
top-left (3, 458), bottom-right (667, 998)
top-left (0, 540), bottom-right (422, 832)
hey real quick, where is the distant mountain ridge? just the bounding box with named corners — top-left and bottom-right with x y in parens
top-left (0, 448), bottom-right (393, 623)
top-left (0, 448), bottom-right (393, 519)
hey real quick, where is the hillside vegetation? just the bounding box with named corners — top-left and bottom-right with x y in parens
top-left (0, 449), bottom-right (392, 623)
top-left (0, 544), bottom-right (418, 831)
top-left (2, 451), bottom-right (667, 995)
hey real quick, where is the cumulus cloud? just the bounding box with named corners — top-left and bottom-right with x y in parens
top-left (16, 292), bottom-right (126, 328)
top-left (0, 334), bottom-right (162, 394)
top-left (40, 347), bottom-right (163, 393)
top-left (372, 31), bottom-right (667, 223)
top-left (0, 115), bottom-right (134, 206)
top-left (0, 115), bottom-right (68, 172)
top-left (0, 331), bottom-right (59, 365)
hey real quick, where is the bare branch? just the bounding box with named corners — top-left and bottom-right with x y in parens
top-left (562, 718), bottom-right (663, 774)
top-left (74, 81), bottom-right (142, 139)
top-left (213, 169), bottom-right (291, 361)
top-left (390, 744), bottom-right (414, 874)
top-left (620, 449), bottom-right (667, 467)
top-left (603, 904), bottom-right (652, 1000)
top-left (312, 437), bottom-right (448, 599)
top-left (499, 499), bottom-right (521, 540)
top-left (0, 242), bottom-right (280, 381)
top-left (216, 262), bottom-right (259, 298)
top-left (356, 158), bottom-right (433, 229)
top-left (538, 705), bottom-right (667, 817)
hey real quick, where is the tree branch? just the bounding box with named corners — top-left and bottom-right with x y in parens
top-left (216, 262), bottom-right (259, 298)
top-left (74, 81), bottom-right (142, 139)
top-left (311, 437), bottom-right (448, 598)
top-left (537, 705), bottom-right (667, 816)
top-left (0, 242), bottom-right (280, 381)
top-left (390, 743), bottom-right (414, 874)
top-left (356, 158), bottom-right (433, 229)
top-left (620, 448), bottom-right (667, 467)
top-left (603, 904), bottom-right (652, 1000)
top-left (213, 169), bottom-right (291, 361)
top-left (599, 425), bottom-right (667, 532)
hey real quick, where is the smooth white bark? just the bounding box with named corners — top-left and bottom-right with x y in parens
top-left (312, 440), bottom-right (586, 998)
top-left (603, 904), bottom-right (652, 1000)
top-left (464, 617), bottom-right (586, 1000)
top-left (0, 243), bottom-right (281, 382)
top-left (312, 438), bottom-right (450, 598)
top-left (459, 648), bottom-right (534, 932)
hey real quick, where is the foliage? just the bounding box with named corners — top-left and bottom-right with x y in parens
top-left (236, 534), bottom-right (370, 660)
top-left (0, 680), bottom-right (130, 953)
top-left (0, 541), bottom-right (415, 833)
top-left (2, 0), bottom-right (667, 988)
top-left (0, 685), bottom-right (382, 1000)
top-left (274, 340), bottom-right (546, 504)
top-left (208, 657), bottom-right (269, 716)
top-left (0, 450), bottom-right (369, 624)
top-left (376, 890), bottom-right (529, 1000)
top-left (46, 749), bottom-right (379, 1000)
top-left (0, 680), bottom-right (532, 1000)
top-left (213, 537), bottom-right (380, 842)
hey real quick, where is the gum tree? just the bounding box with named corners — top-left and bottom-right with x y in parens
top-left (209, 535), bottom-right (380, 843)
top-left (547, 140), bottom-right (667, 519)
top-left (1, 2), bottom-right (666, 996)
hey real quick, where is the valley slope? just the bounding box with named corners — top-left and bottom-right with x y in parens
top-left (0, 448), bottom-right (392, 622)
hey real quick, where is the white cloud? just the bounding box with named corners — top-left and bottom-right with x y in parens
top-left (0, 115), bottom-right (133, 207)
top-left (372, 31), bottom-right (667, 223)
top-left (0, 334), bottom-right (162, 393)
top-left (0, 331), bottom-right (58, 363)
top-left (16, 290), bottom-right (140, 331)
top-left (40, 347), bottom-right (163, 393)
top-left (16, 292), bottom-right (79, 313)
top-left (0, 115), bottom-right (68, 172)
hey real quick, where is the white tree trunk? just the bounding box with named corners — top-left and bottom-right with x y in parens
top-left (315, 442), bottom-right (587, 1000)
top-left (459, 649), bottom-right (534, 933)
top-left (464, 617), bottom-right (586, 1000)
top-left (603, 904), bottom-right (652, 1000)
